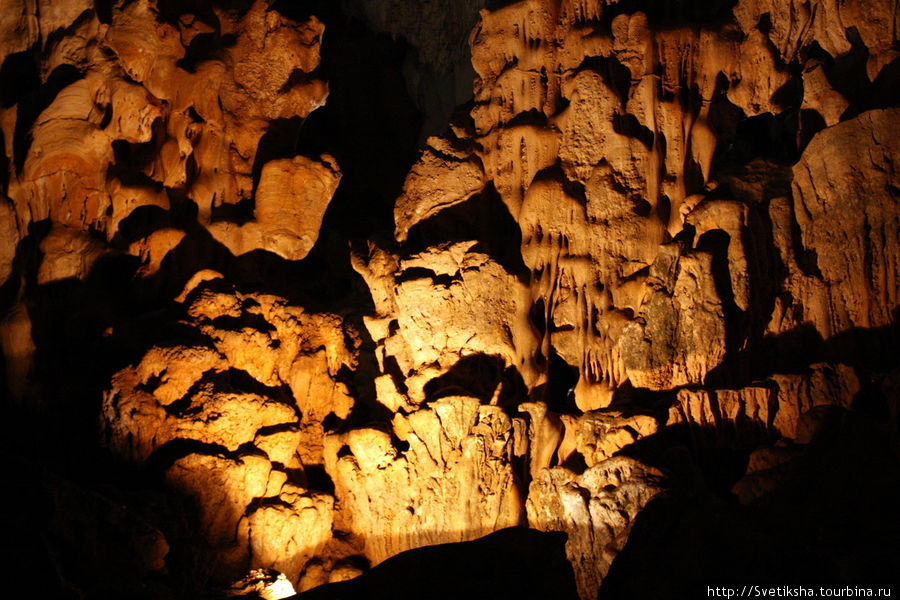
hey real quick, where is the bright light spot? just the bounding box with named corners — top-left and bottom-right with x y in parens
top-left (229, 569), bottom-right (296, 600)
top-left (262, 572), bottom-right (296, 600)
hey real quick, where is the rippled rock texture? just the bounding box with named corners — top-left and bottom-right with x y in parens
top-left (2, 0), bottom-right (899, 598)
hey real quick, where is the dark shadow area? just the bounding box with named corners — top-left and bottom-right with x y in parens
top-left (111, 122), bottom-right (168, 180)
top-left (797, 107), bottom-right (827, 152)
top-left (613, 111), bottom-right (655, 148)
top-left (402, 184), bottom-right (529, 281)
top-left (600, 408), bottom-right (900, 597)
top-left (144, 438), bottom-right (234, 474)
top-left (871, 55), bottom-right (900, 110)
top-left (705, 312), bottom-right (900, 387)
top-left (543, 348), bottom-right (580, 415)
top-left (693, 229), bottom-right (747, 384)
top-left (730, 111), bottom-right (800, 165)
top-left (304, 464), bottom-right (335, 495)
top-left (0, 50), bottom-right (40, 109)
top-left (423, 353), bottom-right (528, 408)
top-left (799, 33), bottom-right (900, 124)
top-left (12, 63), bottom-right (83, 172)
top-left (112, 204), bottom-right (171, 247)
top-left (93, 0), bottom-right (113, 24)
top-left (250, 116), bottom-right (306, 196)
top-left (707, 73), bottom-right (803, 177)
top-left (163, 367), bottom-right (297, 418)
top-left (273, 0), bottom-right (423, 243)
top-left (506, 107), bottom-right (550, 129)
top-left (177, 31), bottom-right (233, 73)
top-left (0, 452), bottom-right (212, 600)
top-left (208, 196), bottom-right (255, 225)
top-left (295, 527), bottom-right (579, 600)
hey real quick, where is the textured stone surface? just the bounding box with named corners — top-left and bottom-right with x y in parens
top-left (324, 395), bottom-right (525, 565)
top-left (208, 155), bottom-right (341, 261)
top-left (4, 0), bottom-right (335, 268)
top-left (527, 457), bottom-right (665, 600)
top-left (2, 0), bottom-right (899, 597)
top-left (788, 109), bottom-right (900, 337)
top-left (353, 239), bottom-right (541, 406)
top-left (0, 199), bottom-right (18, 287)
top-left (102, 285), bottom-right (358, 581)
top-left (557, 410), bottom-right (658, 468)
top-left (668, 363), bottom-right (860, 444)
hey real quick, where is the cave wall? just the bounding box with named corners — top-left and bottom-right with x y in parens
top-left (1, 0), bottom-right (899, 598)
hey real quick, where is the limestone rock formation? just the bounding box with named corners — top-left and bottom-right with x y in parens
top-left (669, 363), bottom-right (859, 444)
top-left (324, 395), bottom-right (525, 565)
top-left (527, 456), bottom-right (665, 600)
top-left (0, 199), bottom-right (18, 286)
top-left (348, 1), bottom-right (899, 593)
top-left (2, 0), bottom-right (899, 597)
top-left (208, 154), bottom-right (341, 261)
top-left (385, 0), bottom-right (900, 411)
top-left (102, 284), bottom-right (358, 581)
top-left (786, 108), bottom-right (900, 337)
top-left (227, 569), bottom-right (296, 600)
top-left (352, 239), bottom-right (541, 407)
top-left (36, 225), bottom-right (104, 284)
top-left (556, 409), bottom-right (658, 468)
top-left (3, 0), bottom-right (337, 289)
top-left (618, 246), bottom-right (727, 391)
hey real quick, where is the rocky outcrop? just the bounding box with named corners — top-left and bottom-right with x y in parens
top-left (383, 0), bottom-right (900, 410)
top-left (101, 284), bottom-right (358, 581)
top-left (352, 239), bottom-right (541, 407)
top-left (556, 410), bottom-right (658, 468)
top-left (349, 2), bottom-right (898, 594)
top-left (2, 0), bottom-right (336, 292)
top-left (618, 245), bottom-right (727, 392)
top-left (227, 569), bottom-right (296, 600)
top-left (324, 395), bottom-right (525, 565)
top-left (2, 0), bottom-right (899, 598)
top-left (668, 363), bottom-right (860, 444)
top-left (207, 154), bottom-right (341, 261)
top-left (527, 457), bottom-right (665, 600)
top-left (165, 451), bottom-right (333, 580)
top-left (0, 199), bottom-right (18, 287)
top-left (785, 108), bottom-right (900, 337)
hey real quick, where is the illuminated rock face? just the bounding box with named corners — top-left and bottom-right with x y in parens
top-left (340, 1), bottom-right (900, 597)
top-left (389, 0), bottom-right (900, 410)
top-left (527, 457), bottom-right (665, 600)
top-left (101, 285), bottom-right (357, 581)
top-left (1, 0), bottom-right (330, 266)
top-left (2, 0), bottom-right (899, 598)
top-left (324, 395), bottom-right (526, 565)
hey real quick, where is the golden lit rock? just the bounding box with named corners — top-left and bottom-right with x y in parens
top-left (557, 410), bottom-right (658, 468)
top-left (527, 457), bottom-right (665, 600)
top-left (325, 395), bottom-right (525, 565)
top-left (789, 108), bottom-right (900, 336)
top-left (208, 154), bottom-right (341, 261)
top-left (2, 0), bottom-right (898, 595)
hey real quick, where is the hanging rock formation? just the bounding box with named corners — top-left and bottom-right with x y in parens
top-left (1, 0), bottom-right (899, 598)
